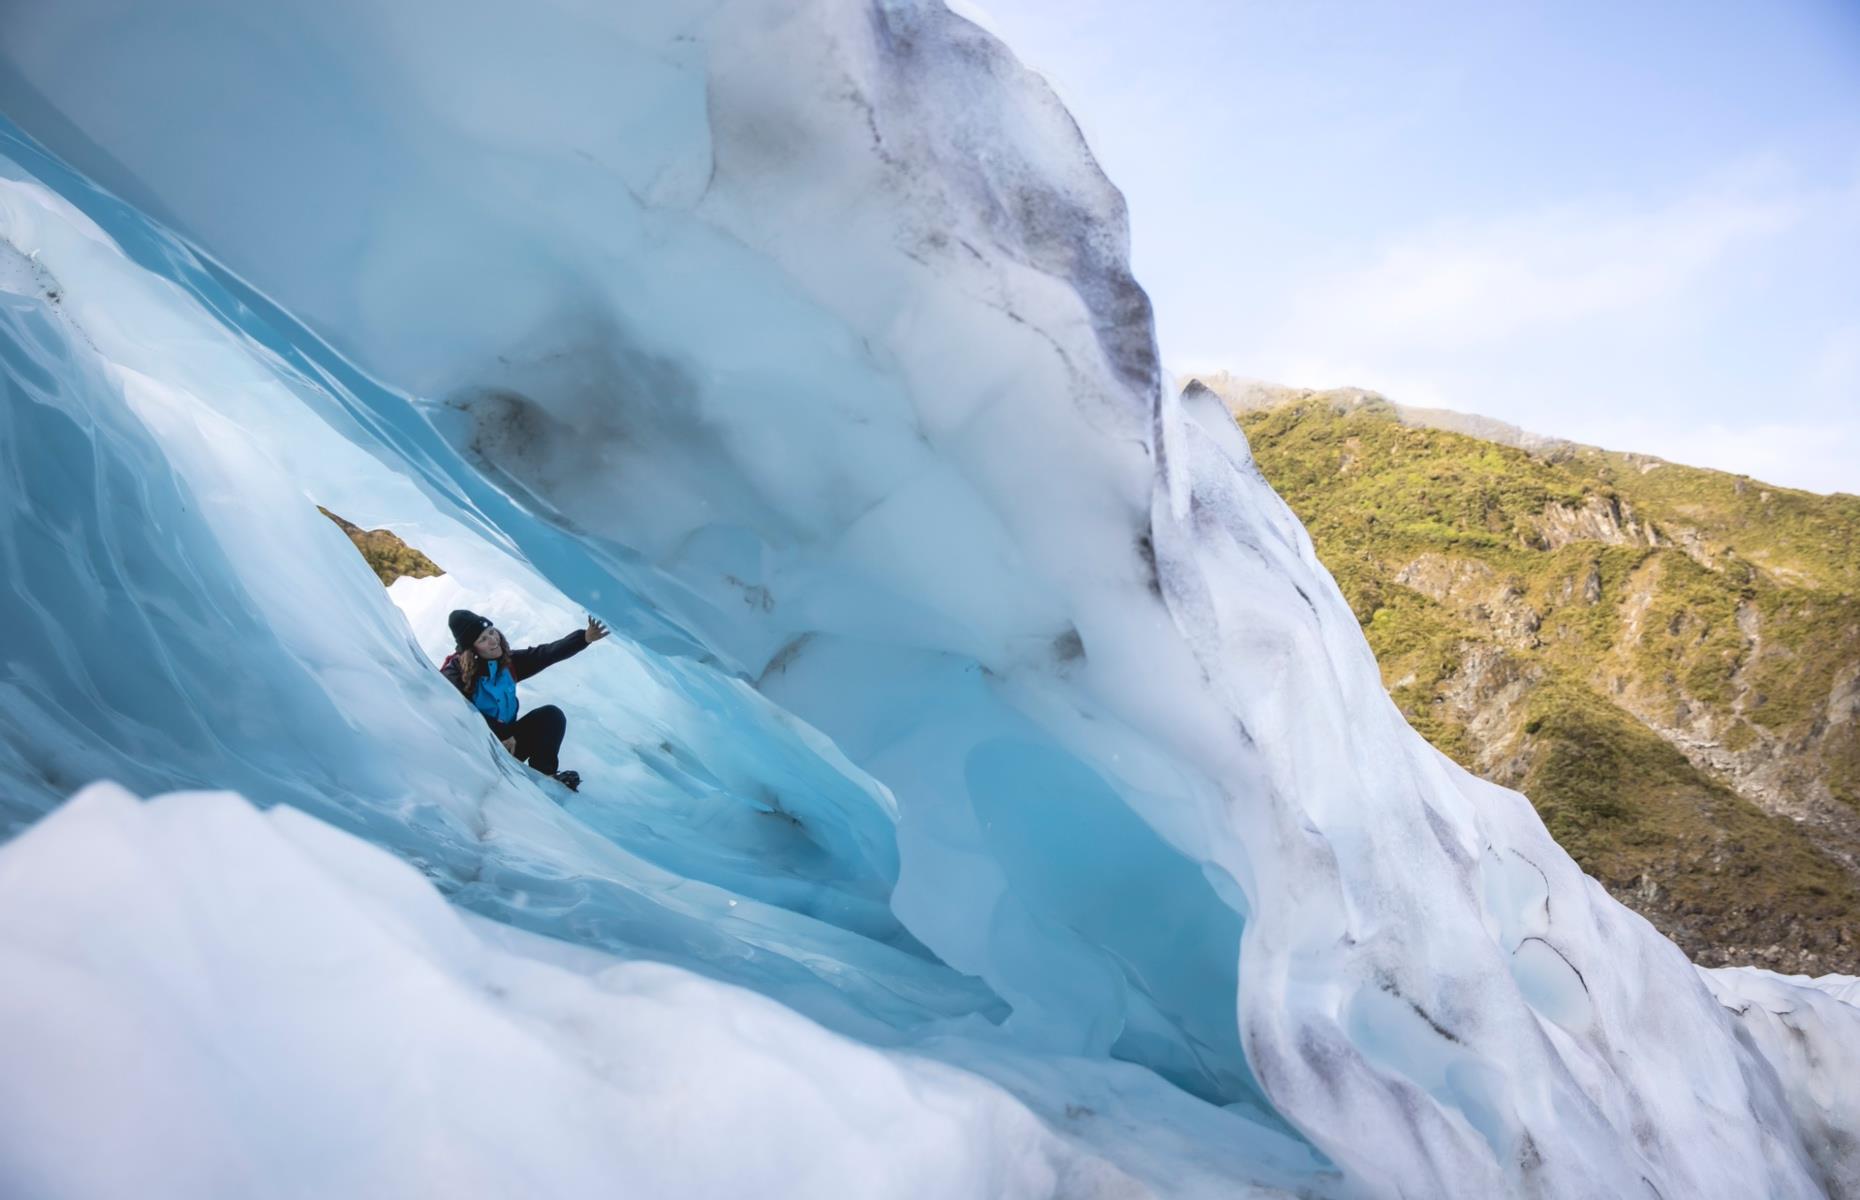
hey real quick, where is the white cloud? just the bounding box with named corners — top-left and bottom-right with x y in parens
top-left (1216, 166), bottom-right (1860, 494)
top-left (1275, 173), bottom-right (1805, 355)
top-left (1582, 416), bottom-right (1860, 497)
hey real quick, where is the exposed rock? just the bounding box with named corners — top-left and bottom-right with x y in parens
top-left (1433, 641), bottom-right (1540, 784)
top-left (1532, 495), bottom-right (1656, 551)
top-left (1394, 554), bottom-right (1542, 648)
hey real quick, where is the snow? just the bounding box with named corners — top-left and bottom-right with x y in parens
top-left (0, 0), bottom-right (1855, 1195)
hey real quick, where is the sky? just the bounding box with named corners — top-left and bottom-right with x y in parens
top-left (961, 0), bottom-right (1860, 494)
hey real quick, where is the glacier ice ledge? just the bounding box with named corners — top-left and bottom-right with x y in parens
top-left (0, 0), bottom-right (1856, 1195)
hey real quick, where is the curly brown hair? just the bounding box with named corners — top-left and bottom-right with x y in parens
top-left (452, 629), bottom-right (511, 696)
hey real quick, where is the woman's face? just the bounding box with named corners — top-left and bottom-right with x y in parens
top-left (473, 626), bottom-right (503, 659)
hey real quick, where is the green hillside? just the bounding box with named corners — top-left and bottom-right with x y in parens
top-left (1197, 380), bottom-right (1860, 976)
top-left (319, 507), bottom-right (443, 585)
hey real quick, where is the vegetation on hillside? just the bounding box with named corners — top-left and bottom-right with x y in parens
top-left (1213, 387), bottom-right (1860, 975)
top-left (319, 507), bottom-right (443, 585)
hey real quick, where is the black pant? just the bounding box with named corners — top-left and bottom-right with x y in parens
top-left (507, 705), bottom-right (566, 775)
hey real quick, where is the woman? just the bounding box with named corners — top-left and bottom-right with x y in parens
top-left (440, 608), bottom-right (608, 791)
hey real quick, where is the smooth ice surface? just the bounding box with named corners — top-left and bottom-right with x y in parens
top-left (0, 0), bottom-right (1856, 1195)
top-left (388, 571), bottom-right (911, 946)
top-left (0, 783), bottom-right (1142, 1200)
top-left (0, 156), bottom-right (994, 1043)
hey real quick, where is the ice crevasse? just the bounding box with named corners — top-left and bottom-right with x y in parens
top-left (0, 1), bottom-right (1856, 1197)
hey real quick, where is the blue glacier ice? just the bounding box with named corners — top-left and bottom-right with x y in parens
top-left (0, 1), bottom-right (1856, 1196)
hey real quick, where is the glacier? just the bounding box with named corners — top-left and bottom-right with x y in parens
top-left (0, 0), bottom-right (1855, 1196)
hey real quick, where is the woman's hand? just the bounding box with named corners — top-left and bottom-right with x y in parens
top-left (585, 616), bottom-right (610, 644)
top-left (501, 736), bottom-right (517, 753)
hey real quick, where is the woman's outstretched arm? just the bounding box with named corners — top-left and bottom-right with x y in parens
top-left (507, 617), bottom-right (609, 682)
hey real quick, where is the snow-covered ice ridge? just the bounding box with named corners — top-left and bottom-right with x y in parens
top-left (0, 1), bottom-right (1854, 1196)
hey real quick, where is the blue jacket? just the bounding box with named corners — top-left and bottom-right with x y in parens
top-left (440, 628), bottom-right (589, 736)
top-left (471, 658), bottom-right (519, 725)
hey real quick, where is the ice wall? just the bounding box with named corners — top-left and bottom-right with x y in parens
top-left (1, 0), bottom-right (1854, 1195)
top-left (0, 129), bottom-right (1327, 1197)
top-left (0, 141), bottom-right (1004, 1036)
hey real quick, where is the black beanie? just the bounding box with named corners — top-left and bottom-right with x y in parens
top-left (449, 609), bottom-right (493, 649)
